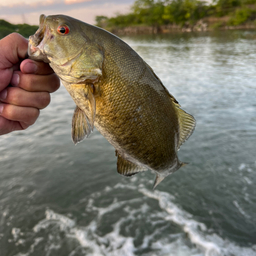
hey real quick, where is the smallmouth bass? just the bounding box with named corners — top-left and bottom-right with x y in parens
top-left (28, 14), bottom-right (196, 188)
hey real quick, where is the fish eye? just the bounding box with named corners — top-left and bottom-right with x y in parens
top-left (57, 25), bottom-right (70, 35)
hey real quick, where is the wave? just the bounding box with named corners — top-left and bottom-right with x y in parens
top-left (13, 184), bottom-right (256, 256)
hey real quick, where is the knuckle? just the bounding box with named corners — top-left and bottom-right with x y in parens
top-left (38, 93), bottom-right (51, 109)
top-left (28, 108), bottom-right (40, 125)
top-left (49, 75), bottom-right (60, 93)
top-left (20, 122), bottom-right (29, 131)
top-left (7, 33), bottom-right (23, 42)
top-left (3, 104), bottom-right (15, 120)
top-left (19, 74), bottom-right (35, 91)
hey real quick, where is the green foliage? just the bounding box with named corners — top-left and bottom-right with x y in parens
top-left (103, 0), bottom-right (208, 28)
top-left (95, 16), bottom-right (108, 28)
top-left (228, 7), bottom-right (256, 25)
top-left (95, 0), bottom-right (256, 30)
top-left (210, 21), bottom-right (224, 29)
top-left (0, 19), bottom-right (38, 39)
top-left (243, 0), bottom-right (256, 3)
top-left (132, 0), bottom-right (166, 26)
top-left (163, 0), bottom-right (208, 25)
top-left (108, 13), bottom-right (139, 27)
top-left (214, 0), bottom-right (242, 16)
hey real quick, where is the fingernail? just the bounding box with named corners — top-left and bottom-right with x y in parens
top-left (0, 104), bottom-right (3, 114)
top-left (11, 73), bottom-right (20, 87)
top-left (0, 89), bottom-right (7, 100)
top-left (23, 62), bottom-right (37, 73)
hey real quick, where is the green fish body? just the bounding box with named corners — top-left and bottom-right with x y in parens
top-left (28, 14), bottom-right (196, 188)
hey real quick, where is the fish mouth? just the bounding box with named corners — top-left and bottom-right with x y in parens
top-left (28, 14), bottom-right (50, 63)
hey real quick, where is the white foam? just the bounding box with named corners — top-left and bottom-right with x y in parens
top-left (12, 228), bottom-right (21, 241)
top-left (139, 187), bottom-right (256, 256)
top-left (27, 185), bottom-right (256, 256)
top-left (33, 209), bottom-right (75, 232)
top-left (233, 200), bottom-right (251, 219)
top-left (238, 163), bottom-right (246, 171)
top-left (151, 236), bottom-right (202, 256)
top-left (139, 188), bottom-right (221, 256)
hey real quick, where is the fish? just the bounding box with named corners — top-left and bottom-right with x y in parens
top-left (28, 14), bottom-right (196, 189)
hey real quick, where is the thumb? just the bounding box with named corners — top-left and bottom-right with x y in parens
top-left (0, 33), bottom-right (28, 91)
top-left (0, 33), bottom-right (28, 68)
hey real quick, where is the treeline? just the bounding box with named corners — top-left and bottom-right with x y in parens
top-left (0, 19), bottom-right (38, 38)
top-left (96, 0), bottom-right (256, 30)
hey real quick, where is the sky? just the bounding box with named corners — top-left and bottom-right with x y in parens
top-left (0, 0), bottom-right (134, 25)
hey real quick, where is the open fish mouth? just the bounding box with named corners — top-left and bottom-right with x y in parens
top-left (28, 14), bottom-right (50, 62)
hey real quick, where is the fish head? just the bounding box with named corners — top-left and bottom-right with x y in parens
top-left (28, 14), bottom-right (103, 84)
top-left (28, 14), bottom-right (87, 65)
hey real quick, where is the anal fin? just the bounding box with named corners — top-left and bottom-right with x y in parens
top-left (72, 106), bottom-right (92, 144)
top-left (116, 152), bottom-right (147, 177)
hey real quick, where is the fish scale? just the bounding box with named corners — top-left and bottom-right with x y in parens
top-left (28, 14), bottom-right (195, 188)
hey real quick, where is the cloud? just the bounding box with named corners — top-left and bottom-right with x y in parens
top-left (0, 1), bottom-right (133, 25)
top-left (0, 0), bottom-right (133, 17)
top-left (64, 0), bottom-right (92, 4)
top-left (0, 0), bottom-right (56, 8)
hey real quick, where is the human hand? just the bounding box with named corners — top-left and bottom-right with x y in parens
top-left (0, 33), bottom-right (60, 135)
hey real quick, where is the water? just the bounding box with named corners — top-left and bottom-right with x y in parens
top-left (0, 30), bottom-right (256, 256)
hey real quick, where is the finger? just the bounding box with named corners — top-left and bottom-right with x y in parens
top-left (0, 103), bottom-right (39, 126)
top-left (0, 87), bottom-right (51, 109)
top-left (0, 68), bottom-right (13, 92)
top-left (0, 116), bottom-right (24, 135)
top-left (0, 33), bottom-right (27, 90)
top-left (11, 71), bottom-right (60, 93)
top-left (0, 33), bottom-right (28, 69)
top-left (20, 59), bottom-right (54, 75)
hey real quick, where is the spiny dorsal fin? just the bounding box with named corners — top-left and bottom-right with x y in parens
top-left (72, 106), bottom-right (92, 144)
top-left (116, 152), bottom-right (147, 176)
top-left (175, 107), bottom-right (196, 149)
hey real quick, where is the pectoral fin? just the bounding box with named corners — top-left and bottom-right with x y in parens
top-left (116, 152), bottom-right (147, 176)
top-left (72, 106), bottom-right (92, 144)
top-left (87, 85), bottom-right (96, 131)
top-left (67, 83), bottom-right (96, 138)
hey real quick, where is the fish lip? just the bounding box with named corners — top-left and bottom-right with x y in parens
top-left (28, 15), bottom-right (51, 62)
top-left (28, 30), bottom-right (49, 62)
top-left (29, 14), bottom-right (46, 48)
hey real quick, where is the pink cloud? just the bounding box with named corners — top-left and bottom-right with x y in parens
top-left (64, 0), bottom-right (92, 4)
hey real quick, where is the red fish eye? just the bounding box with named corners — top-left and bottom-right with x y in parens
top-left (57, 25), bottom-right (70, 35)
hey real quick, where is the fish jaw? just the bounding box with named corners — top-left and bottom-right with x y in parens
top-left (28, 14), bottom-right (51, 63)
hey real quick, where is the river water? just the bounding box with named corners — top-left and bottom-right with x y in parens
top-left (0, 30), bottom-right (256, 256)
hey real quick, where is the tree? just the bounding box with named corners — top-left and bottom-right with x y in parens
top-left (163, 0), bottom-right (206, 25)
top-left (132, 0), bottom-right (166, 26)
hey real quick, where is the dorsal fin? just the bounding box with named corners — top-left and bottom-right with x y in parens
top-left (175, 107), bottom-right (196, 149)
top-left (116, 152), bottom-right (147, 176)
top-left (72, 106), bottom-right (92, 144)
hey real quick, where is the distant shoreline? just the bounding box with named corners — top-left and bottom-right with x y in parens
top-left (107, 19), bottom-right (256, 36)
